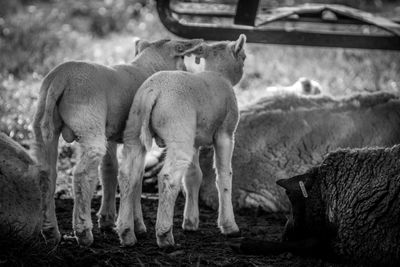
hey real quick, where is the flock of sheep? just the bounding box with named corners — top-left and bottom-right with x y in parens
top-left (1, 34), bottom-right (399, 266)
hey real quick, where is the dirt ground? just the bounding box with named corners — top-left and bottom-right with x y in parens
top-left (39, 195), bottom-right (345, 267)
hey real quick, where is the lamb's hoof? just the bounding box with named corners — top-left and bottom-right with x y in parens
top-left (41, 228), bottom-right (61, 247)
top-left (224, 229), bottom-right (242, 238)
top-left (156, 227), bottom-right (175, 248)
top-left (134, 221), bottom-right (147, 239)
top-left (220, 223), bottom-right (240, 237)
top-left (98, 214), bottom-right (115, 232)
top-left (119, 228), bottom-right (137, 247)
top-left (182, 218), bottom-right (199, 232)
top-left (75, 229), bottom-right (94, 247)
top-left (135, 229), bottom-right (147, 240)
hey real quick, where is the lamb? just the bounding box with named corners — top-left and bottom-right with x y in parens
top-left (32, 37), bottom-right (203, 246)
top-left (119, 34), bottom-right (247, 247)
top-left (296, 77), bottom-right (322, 95)
top-left (265, 77), bottom-right (322, 96)
top-left (232, 145), bottom-right (400, 266)
top-left (237, 77), bottom-right (322, 107)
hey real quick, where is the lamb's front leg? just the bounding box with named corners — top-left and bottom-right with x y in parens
top-left (98, 141), bottom-right (118, 231)
top-left (182, 149), bottom-right (203, 231)
top-left (213, 132), bottom-right (239, 235)
top-left (116, 143), bottom-right (146, 246)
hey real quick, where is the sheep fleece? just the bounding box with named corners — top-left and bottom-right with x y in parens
top-left (199, 93), bottom-right (400, 211)
top-left (318, 145), bottom-right (400, 264)
top-left (0, 133), bottom-right (42, 239)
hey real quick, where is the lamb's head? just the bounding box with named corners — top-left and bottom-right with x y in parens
top-left (186, 34), bottom-right (247, 85)
top-left (296, 77), bottom-right (322, 95)
top-left (133, 37), bottom-right (204, 71)
top-left (276, 167), bottom-right (326, 241)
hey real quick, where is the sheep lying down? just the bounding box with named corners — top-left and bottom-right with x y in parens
top-left (0, 133), bottom-right (42, 240)
top-left (231, 145), bottom-right (400, 266)
top-left (237, 77), bottom-right (322, 108)
top-left (265, 77), bottom-right (322, 96)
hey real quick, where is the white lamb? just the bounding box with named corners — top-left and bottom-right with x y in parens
top-left (32, 37), bottom-right (203, 246)
top-left (119, 34), bottom-right (247, 247)
top-left (267, 77), bottom-right (322, 95)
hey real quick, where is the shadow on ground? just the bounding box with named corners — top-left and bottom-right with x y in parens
top-left (43, 195), bottom-right (345, 267)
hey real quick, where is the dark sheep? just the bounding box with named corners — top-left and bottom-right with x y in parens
top-left (232, 145), bottom-right (400, 266)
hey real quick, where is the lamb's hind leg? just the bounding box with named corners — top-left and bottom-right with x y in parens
top-left (33, 113), bottom-right (62, 246)
top-left (182, 149), bottom-right (202, 231)
top-left (132, 149), bottom-right (147, 238)
top-left (35, 132), bottom-right (61, 245)
top-left (98, 141), bottom-right (118, 231)
top-left (116, 141), bottom-right (146, 246)
top-left (213, 132), bottom-right (239, 235)
top-left (73, 136), bottom-right (106, 246)
top-left (156, 143), bottom-right (194, 248)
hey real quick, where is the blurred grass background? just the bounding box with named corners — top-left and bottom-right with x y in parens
top-left (0, 0), bottom-right (399, 188)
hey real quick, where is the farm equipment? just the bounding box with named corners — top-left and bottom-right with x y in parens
top-left (156, 0), bottom-right (400, 50)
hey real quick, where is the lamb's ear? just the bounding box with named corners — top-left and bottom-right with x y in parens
top-left (174, 39), bottom-right (204, 56)
top-left (277, 169), bottom-right (318, 196)
top-left (152, 39), bottom-right (170, 47)
top-left (276, 177), bottom-right (299, 192)
top-left (234, 34), bottom-right (246, 56)
top-left (277, 173), bottom-right (309, 192)
top-left (177, 43), bottom-right (208, 64)
top-left (133, 37), bottom-right (141, 56)
top-left (134, 38), bottom-right (151, 56)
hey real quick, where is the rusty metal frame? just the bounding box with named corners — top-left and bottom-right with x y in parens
top-left (156, 0), bottom-right (400, 50)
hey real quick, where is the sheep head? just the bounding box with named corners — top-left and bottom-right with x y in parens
top-left (276, 167), bottom-right (325, 242)
top-left (182, 34), bottom-right (247, 85)
top-left (133, 38), bottom-right (204, 71)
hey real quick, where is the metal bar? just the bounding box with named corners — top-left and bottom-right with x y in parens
top-left (324, 4), bottom-right (400, 35)
top-left (157, 0), bottom-right (400, 50)
top-left (170, 9), bottom-right (367, 25)
top-left (169, 2), bottom-right (399, 26)
top-left (234, 0), bottom-right (260, 26)
top-left (170, 2), bottom-right (235, 17)
top-left (170, 1), bottom-right (400, 24)
top-left (256, 4), bottom-right (400, 36)
top-left (259, 16), bottom-right (367, 25)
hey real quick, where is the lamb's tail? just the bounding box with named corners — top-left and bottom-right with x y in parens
top-left (139, 92), bottom-right (157, 151)
top-left (124, 86), bottom-right (159, 152)
top-left (33, 64), bottom-right (68, 144)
